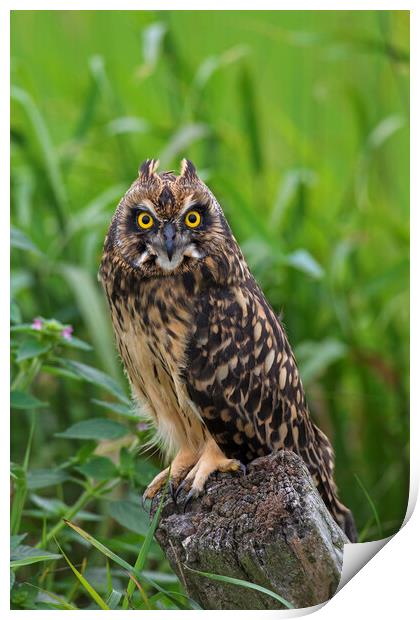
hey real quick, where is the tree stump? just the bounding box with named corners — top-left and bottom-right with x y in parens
top-left (151, 450), bottom-right (348, 610)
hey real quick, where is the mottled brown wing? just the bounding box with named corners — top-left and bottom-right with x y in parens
top-left (183, 276), bottom-right (359, 542)
top-left (184, 276), bottom-right (312, 464)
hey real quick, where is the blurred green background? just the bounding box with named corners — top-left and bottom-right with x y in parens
top-left (11, 10), bottom-right (409, 610)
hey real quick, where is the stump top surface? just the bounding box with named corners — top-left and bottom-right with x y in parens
top-left (153, 450), bottom-right (347, 610)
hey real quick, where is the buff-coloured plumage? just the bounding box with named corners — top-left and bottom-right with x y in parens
top-left (99, 159), bottom-right (357, 542)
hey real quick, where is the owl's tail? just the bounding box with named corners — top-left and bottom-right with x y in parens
top-left (327, 492), bottom-right (358, 543)
top-left (308, 426), bottom-right (358, 543)
top-left (315, 469), bottom-right (358, 543)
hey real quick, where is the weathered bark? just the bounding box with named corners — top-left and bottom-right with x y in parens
top-left (152, 450), bottom-right (348, 610)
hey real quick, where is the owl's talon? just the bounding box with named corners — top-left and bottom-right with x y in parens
top-left (168, 479), bottom-right (176, 501)
top-left (141, 490), bottom-right (150, 514)
top-left (182, 489), bottom-right (196, 513)
top-left (239, 462), bottom-right (247, 476)
top-left (174, 478), bottom-right (188, 503)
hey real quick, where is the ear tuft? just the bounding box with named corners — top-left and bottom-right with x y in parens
top-left (180, 159), bottom-right (199, 182)
top-left (139, 159), bottom-right (160, 181)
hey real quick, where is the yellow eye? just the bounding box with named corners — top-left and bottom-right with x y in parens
top-left (137, 212), bottom-right (154, 229)
top-left (185, 210), bottom-right (201, 228)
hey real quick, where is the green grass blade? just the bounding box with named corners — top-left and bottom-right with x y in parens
top-left (11, 395), bottom-right (38, 534)
top-left (159, 123), bottom-right (210, 168)
top-left (64, 519), bottom-right (190, 609)
top-left (358, 516), bottom-right (374, 543)
top-left (65, 519), bottom-right (137, 572)
top-left (10, 465), bottom-right (28, 536)
top-left (106, 588), bottom-right (123, 609)
top-left (54, 538), bottom-right (109, 610)
top-left (185, 566), bottom-right (294, 609)
top-left (127, 573), bottom-right (151, 609)
top-left (122, 475), bottom-right (168, 609)
top-left (11, 86), bottom-right (68, 228)
top-left (354, 474), bottom-right (384, 539)
top-left (238, 62), bottom-right (264, 175)
top-left (140, 22), bottom-right (167, 78)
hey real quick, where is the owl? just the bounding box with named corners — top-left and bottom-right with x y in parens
top-left (99, 159), bottom-right (357, 542)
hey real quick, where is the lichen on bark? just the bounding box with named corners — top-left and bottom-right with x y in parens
top-left (151, 450), bottom-right (348, 610)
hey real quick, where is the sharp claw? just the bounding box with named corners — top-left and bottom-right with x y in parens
top-left (174, 478), bottom-right (187, 502)
top-left (182, 489), bottom-right (195, 513)
top-left (141, 489), bottom-right (150, 513)
top-left (239, 462), bottom-right (247, 476)
top-left (168, 479), bottom-right (176, 502)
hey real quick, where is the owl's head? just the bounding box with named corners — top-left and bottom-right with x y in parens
top-left (104, 159), bottom-right (237, 279)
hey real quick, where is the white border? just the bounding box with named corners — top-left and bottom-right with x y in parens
top-left (4, 3), bottom-right (416, 618)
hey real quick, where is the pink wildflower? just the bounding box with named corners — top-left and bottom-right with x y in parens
top-left (61, 325), bottom-right (74, 341)
top-left (32, 318), bottom-right (43, 330)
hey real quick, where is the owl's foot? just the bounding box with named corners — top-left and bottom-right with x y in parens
top-left (177, 438), bottom-right (244, 510)
top-left (142, 448), bottom-right (199, 504)
top-left (142, 466), bottom-right (171, 505)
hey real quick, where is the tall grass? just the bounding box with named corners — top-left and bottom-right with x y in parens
top-left (11, 10), bottom-right (409, 609)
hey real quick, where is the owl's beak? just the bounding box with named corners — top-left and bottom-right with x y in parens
top-left (163, 222), bottom-right (176, 261)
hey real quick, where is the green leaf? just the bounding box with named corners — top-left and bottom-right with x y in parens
top-left (10, 569), bottom-right (15, 590)
top-left (107, 116), bottom-right (150, 136)
top-left (27, 585), bottom-right (78, 610)
top-left (11, 534), bottom-right (27, 552)
top-left (60, 265), bottom-right (120, 380)
top-left (185, 567), bottom-right (294, 609)
top-left (30, 494), bottom-right (67, 517)
top-left (11, 270), bottom-right (33, 297)
top-left (16, 338), bottom-right (51, 362)
top-left (60, 360), bottom-right (128, 403)
top-left (56, 418), bottom-right (129, 441)
top-left (41, 365), bottom-right (83, 382)
top-left (271, 168), bottom-right (317, 227)
top-left (92, 399), bottom-right (139, 421)
top-left (193, 45), bottom-right (248, 90)
top-left (284, 249), bottom-right (324, 279)
top-left (11, 323), bottom-right (42, 334)
top-left (119, 447), bottom-right (135, 480)
top-left (367, 115), bottom-right (404, 150)
top-left (295, 338), bottom-right (348, 383)
top-left (67, 184), bottom-right (126, 236)
top-left (77, 456), bottom-right (119, 480)
top-left (10, 544), bottom-right (61, 568)
top-left (107, 500), bottom-right (151, 536)
top-left (11, 390), bottom-right (47, 410)
top-left (159, 123), bottom-right (210, 168)
top-left (60, 336), bottom-right (93, 351)
top-left (74, 441), bottom-right (97, 463)
top-left (27, 469), bottom-right (70, 490)
top-left (11, 226), bottom-right (42, 255)
top-left (10, 301), bottom-right (22, 324)
top-left (11, 582), bottom-right (38, 607)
